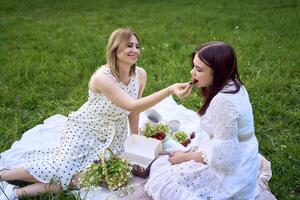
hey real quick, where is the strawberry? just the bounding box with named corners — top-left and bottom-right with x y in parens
top-left (151, 131), bottom-right (166, 140)
top-left (189, 79), bottom-right (199, 85)
top-left (180, 139), bottom-right (191, 147)
top-left (160, 132), bottom-right (166, 139)
top-left (180, 141), bottom-right (188, 147)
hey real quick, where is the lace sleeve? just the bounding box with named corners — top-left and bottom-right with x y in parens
top-left (206, 96), bottom-right (240, 174)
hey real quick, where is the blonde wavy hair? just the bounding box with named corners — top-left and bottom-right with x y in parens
top-left (106, 28), bottom-right (140, 78)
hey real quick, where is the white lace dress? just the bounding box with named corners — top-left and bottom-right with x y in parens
top-left (24, 66), bottom-right (139, 189)
top-left (145, 85), bottom-right (259, 200)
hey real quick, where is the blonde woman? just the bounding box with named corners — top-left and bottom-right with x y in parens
top-left (0, 28), bottom-right (187, 199)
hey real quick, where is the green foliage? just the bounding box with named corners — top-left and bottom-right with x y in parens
top-left (104, 158), bottom-right (132, 190)
top-left (81, 162), bottom-right (103, 189)
top-left (172, 131), bottom-right (189, 143)
top-left (81, 157), bottom-right (132, 191)
top-left (142, 123), bottom-right (170, 138)
top-left (0, 0), bottom-right (299, 199)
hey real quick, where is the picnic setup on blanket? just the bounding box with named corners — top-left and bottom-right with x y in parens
top-left (0, 96), bottom-right (276, 200)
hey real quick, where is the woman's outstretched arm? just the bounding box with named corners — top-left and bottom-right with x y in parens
top-left (89, 70), bottom-right (189, 113)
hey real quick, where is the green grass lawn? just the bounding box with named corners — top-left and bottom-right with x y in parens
top-left (0, 0), bottom-right (299, 199)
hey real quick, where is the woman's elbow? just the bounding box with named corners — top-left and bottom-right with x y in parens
top-left (124, 101), bottom-right (140, 113)
top-left (127, 106), bottom-right (142, 113)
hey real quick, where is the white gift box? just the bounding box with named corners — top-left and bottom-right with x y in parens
top-left (121, 134), bottom-right (162, 178)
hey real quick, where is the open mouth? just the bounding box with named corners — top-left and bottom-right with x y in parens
top-left (189, 78), bottom-right (199, 85)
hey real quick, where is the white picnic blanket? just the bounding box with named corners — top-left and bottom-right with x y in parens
top-left (0, 96), bottom-right (200, 199)
top-left (0, 96), bottom-right (276, 200)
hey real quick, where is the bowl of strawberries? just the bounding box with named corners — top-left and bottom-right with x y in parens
top-left (142, 123), bottom-right (170, 141)
top-left (172, 131), bottom-right (192, 147)
top-left (162, 130), bottom-right (197, 152)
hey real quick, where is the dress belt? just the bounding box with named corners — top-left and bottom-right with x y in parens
top-left (238, 132), bottom-right (254, 142)
top-left (208, 132), bottom-right (254, 142)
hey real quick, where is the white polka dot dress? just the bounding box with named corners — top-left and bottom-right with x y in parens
top-left (24, 66), bottom-right (140, 189)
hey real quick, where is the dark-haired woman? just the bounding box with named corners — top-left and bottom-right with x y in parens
top-left (145, 41), bottom-right (259, 200)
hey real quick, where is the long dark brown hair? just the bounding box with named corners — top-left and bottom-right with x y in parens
top-left (191, 41), bottom-right (243, 116)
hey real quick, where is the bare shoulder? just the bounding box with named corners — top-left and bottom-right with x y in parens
top-left (136, 66), bottom-right (147, 82)
top-left (90, 69), bottom-right (105, 84)
top-left (89, 68), bottom-right (114, 92)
